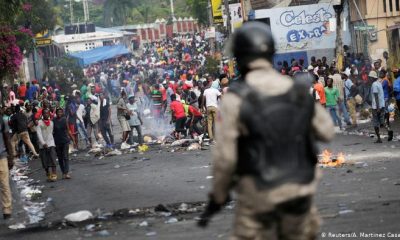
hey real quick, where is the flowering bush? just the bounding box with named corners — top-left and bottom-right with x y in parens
top-left (21, 3), bottom-right (32, 12)
top-left (0, 26), bottom-right (24, 79)
top-left (16, 26), bottom-right (35, 54)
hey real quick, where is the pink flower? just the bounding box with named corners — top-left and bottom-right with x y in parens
top-left (22, 3), bottom-right (32, 12)
top-left (19, 27), bottom-right (34, 37)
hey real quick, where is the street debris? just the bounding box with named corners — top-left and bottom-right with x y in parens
top-left (9, 165), bottom-right (48, 225)
top-left (9, 223), bottom-right (26, 230)
top-left (64, 210), bottom-right (94, 222)
top-left (159, 212), bottom-right (172, 217)
top-left (139, 221), bottom-right (149, 227)
top-left (97, 230), bottom-right (111, 237)
top-left (85, 224), bottom-right (96, 231)
top-left (146, 231), bottom-right (157, 236)
top-left (105, 149), bottom-right (122, 156)
top-left (187, 142), bottom-right (201, 151)
top-left (206, 176), bottom-right (214, 179)
top-left (21, 187), bottom-right (42, 200)
top-left (88, 148), bottom-right (103, 154)
top-left (139, 144), bottom-right (150, 152)
top-left (165, 217), bottom-right (179, 224)
top-left (225, 202), bottom-right (235, 210)
top-left (178, 203), bottom-right (188, 212)
top-left (171, 139), bottom-right (197, 147)
top-left (114, 164), bottom-right (121, 169)
top-left (190, 165), bottom-right (209, 170)
top-left (338, 209), bottom-right (354, 215)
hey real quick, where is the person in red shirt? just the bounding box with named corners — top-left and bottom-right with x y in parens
top-left (170, 94), bottom-right (186, 139)
top-left (18, 82), bottom-right (27, 100)
top-left (188, 103), bottom-right (203, 137)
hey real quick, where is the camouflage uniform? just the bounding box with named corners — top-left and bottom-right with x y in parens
top-left (211, 60), bottom-right (335, 239)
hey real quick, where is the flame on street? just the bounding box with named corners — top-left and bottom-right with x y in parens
top-left (319, 150), bottom-right (345, 167)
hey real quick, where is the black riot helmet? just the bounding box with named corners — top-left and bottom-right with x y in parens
top-left (231, 21), bottom-right (275, 76)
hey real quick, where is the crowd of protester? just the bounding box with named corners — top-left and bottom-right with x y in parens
top-left (279, 50), bottom-right (398, 143)
top-left (0, 32), bottom-right (232, 185)
top-left (3, 33), bottom-right (400, 221)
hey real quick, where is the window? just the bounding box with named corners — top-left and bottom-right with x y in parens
top-left (389, 0), bottom-right (393, 11)
top-left (396, 0), bottom-right (399, 11)
top-left (383, 0), bottom-right (387, 12)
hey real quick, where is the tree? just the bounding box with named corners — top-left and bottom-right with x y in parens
top-left (103, 0), bottom-right (139, 27)
top-left (0, 0), bottom-right (56, 82)
top-left (186, 0), bottom-right (208, 26)
top-left (16, 0), bottom-right (57, 34)
top-left (0, 0), bottom-right (23, 24)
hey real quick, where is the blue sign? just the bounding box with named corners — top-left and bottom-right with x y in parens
top-left (286, 24), bottom-right (328, 42)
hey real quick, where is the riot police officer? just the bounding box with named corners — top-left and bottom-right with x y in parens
top-left (198, 22), bottom-right (335, 239)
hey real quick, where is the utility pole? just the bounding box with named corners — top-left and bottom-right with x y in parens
top-left (83, 0), bottom-right (89, 22)
top-left (224, 0), bottom-right (231, 35)
top-left (208, 0), bottom-right (215, 55)
top-left (170, 0), bottom-right (175, 18)
top-left (333, 0), bottom-right (344, 70)
top-left (69, 0), bottom-right (74, 24)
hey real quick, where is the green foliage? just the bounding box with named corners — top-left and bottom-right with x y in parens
top-left (0, 0), bottom-right (56, 81)
top-left (186, 0), bottom-right (209, 26)
top-left (205, 56), bottom-right (220, 76)
top-left (53, 0), bottom-right (199, 27)
top-left (16, 0), bottom-right (57, 34)
top-left (103, 0), bottom-right (138, 27)
top-left (0, 0), bottom-right (23, 24)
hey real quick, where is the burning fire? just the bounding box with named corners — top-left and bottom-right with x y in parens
top-left (319, 149), bottom-right (345, 167)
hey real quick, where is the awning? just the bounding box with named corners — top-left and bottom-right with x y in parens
top-left (69, 45), bottom-right (130, 67)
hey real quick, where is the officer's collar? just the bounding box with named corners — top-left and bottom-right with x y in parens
top-left (247, 59), bottom-right (273, 71)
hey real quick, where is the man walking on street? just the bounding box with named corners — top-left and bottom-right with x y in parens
top-left (325, 77), bottom-right (343, 130)
top-left (10, 105), bottom-right (39, 159)
top-left (370, 71), bottom-right (393, 143)
top-left (99, 92), bottom-right (114, 148)
top-left (344, 72), bottom-right (360, 127)
top-left (202, 82), bottom-right (221, 142)
top-left (117, 90), bottom-right (131, 149)
top-left (127, 95), bottom-right (143, 146)
top-left (331, 71), bottom-right (351, 126)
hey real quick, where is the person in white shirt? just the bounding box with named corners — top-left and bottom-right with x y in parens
top-left (88, 95), bottom-right (101, 148)
top-left (75, 96), bottom-right (90, 147)
top-left (36, 109), bottom-right (57, 182)
top-left (202, 83), bottom-right (221, 142)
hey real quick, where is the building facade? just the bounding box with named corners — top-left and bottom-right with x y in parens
top-left (253, 1), bottom-right (351, 68)
top-left (350, 0), bottom-right (400, 61)
top-left (113, 17), bottom-right (199, 47)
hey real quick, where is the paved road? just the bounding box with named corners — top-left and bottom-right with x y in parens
top-left (1, 127), bottom-right (400, 239)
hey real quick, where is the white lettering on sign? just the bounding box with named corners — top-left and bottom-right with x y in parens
top-left (280, 8), bottom-right (332, 27)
